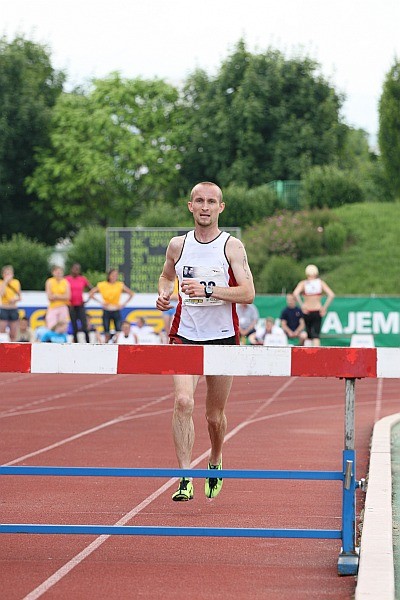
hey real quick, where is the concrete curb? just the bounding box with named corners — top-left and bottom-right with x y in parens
top-left (355, 413), bottom-right (400, 599)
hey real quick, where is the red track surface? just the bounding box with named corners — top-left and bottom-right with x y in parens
top-left (0, 373), bottom-right (398, 599)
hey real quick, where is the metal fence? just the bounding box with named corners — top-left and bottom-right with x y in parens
top-left (267, 180), bottom-right (301, 210)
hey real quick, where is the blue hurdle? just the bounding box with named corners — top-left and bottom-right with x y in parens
top-left (0, 373), bottom-right (363, 576)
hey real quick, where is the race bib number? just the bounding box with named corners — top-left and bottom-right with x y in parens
top-left (182, 265), bottom-right (226, 306)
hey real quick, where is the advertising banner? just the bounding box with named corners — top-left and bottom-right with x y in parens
top-left (254, 296), bottom-right (400, 347)
top-left (7, 293), bottom-right (400, 347)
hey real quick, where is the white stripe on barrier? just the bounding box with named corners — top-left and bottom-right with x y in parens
top-left (203, 345), bottom-right (292, 376)
top-left (31, 344), bottom-right (118, 374)
top-left (377, 348), bottom-right (400, 379)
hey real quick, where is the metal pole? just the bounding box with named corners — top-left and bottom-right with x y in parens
top-left (338, 378), bottom-right (359, 575)
top-left (345, 378), bottom-right (355, 450)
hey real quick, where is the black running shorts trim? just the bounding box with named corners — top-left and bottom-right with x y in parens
top-left (170, 334), bottom-right (239, 346)
top-left (303, 311), bottom-right (322, 339)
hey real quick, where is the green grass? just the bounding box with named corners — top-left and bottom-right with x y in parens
top-left (321, 202), bottom-right (400, 294)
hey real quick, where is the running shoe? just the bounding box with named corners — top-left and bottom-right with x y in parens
top-left (172, 478), bottom-right (194, 501)
top-left (205, 458), bottom-right (223, 498)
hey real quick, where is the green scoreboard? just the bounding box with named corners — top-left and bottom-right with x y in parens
top-left (106, 227), bottom-right (240, 293)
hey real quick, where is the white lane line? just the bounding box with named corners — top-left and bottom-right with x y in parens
top-left (3, 392), bottom-right (174, 466)
top-left (0, 376), bottom-right (119, 419)
top-left (21, 377), bottom-right (296, 600)
top-left (0, 374), bottom-right (28, 387)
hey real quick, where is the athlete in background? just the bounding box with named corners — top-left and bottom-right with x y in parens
top-left (293, 264), bottom-right (335, 347)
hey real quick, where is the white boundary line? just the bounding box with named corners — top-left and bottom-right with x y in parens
top-left (355, 412), bottom-right (400, 600)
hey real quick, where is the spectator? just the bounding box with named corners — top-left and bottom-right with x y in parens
top-left (89, 268), bottom-right (134, 342)
top-left (40, 320), bottom-right (69, 343)
top-left (280, 293), bottom-right (307, 346)
top-left (249, 316), bottom-right (287, 346)
top-left (34, 325), bottom-right (51, 342)
top-left (16, 316), bottom-right (35, 343)
top-left (65, 263), bottom-right (93, 343)
top-left (293, 264), bottom-right (335, 347)
top-left (86, 315), bottom-right (104, 344)
top-left (236, 302), bottom-right (260, 344)
top-left (0, 264), bottom-right (21, 342)
top-left (112, 320), bottom-right (138, 344)
top-left (131, 316), bottom-right (160, 344)
top-left (45, 266), bottom-right (71, 330)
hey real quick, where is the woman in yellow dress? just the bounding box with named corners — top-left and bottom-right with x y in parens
top-left (0, 265), bottom-right (22, 342)
top-left (89, 268), bottom-right (134, 342)
top-left (45, 265), bottom-right (71, 330)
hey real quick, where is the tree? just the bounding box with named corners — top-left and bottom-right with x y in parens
top-left (0, 234), bottom-right (51, 290)
top-left (379, 59), bottom-right (400, 198)
top-left (0, 36), bottom-right (65, 242)
top-left (178, 41), bottom-right (343, 189)
top-left (301, 165), bottom-right (364, 209)
top-left (27, 74), bottom-right (183, 233)
top-left (338, 126), bottom-right (392, 203)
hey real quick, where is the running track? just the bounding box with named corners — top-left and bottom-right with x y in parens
top-left (1, 373), bottom-right (399, 599)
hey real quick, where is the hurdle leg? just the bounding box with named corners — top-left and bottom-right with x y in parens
top-left (338, 378), bottom-right (359, 575)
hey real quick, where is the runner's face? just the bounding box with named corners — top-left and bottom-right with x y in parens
top-left (188, 185), bottom-right (224, 227)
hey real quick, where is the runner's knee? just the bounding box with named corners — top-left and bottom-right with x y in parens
top-left (205, 409), bottom-right (225, 429)
top-left (174, 393), bottom-right (194, 416)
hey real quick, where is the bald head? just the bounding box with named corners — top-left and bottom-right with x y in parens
top-left (190, 182), bottom-right (223, 203)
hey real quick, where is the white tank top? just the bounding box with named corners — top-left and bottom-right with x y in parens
top-left (170, 230), bottom-right (239, 341)
top-left (304, 278), bottom-right (322, 296)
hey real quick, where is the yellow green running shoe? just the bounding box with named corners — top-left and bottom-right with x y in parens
top-left (205, 458), bottom-right (223, 498)
top-left (172, 478), bottom-right (194, 501)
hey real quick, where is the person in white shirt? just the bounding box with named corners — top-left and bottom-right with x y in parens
top-left (131, 317), bottom-right (159, 344)
top-left (112, 320), bottom-right (138, 345)
top-left (249, 316), bottom-right (287, 346)
top-left (236, 302), bottom-right (260, 344)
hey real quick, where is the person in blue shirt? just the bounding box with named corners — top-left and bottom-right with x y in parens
top-left (40, 320), bottom-right (69, 343)
top-left (280, 293), bottom-right (307, 345)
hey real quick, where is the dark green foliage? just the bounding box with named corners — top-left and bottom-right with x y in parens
top-left (65, 226), bottom-right (106, 273)
top-left (294, 227), bottom-right (324, 260)
top-left (257, 256), bottom-right (303, 294)
top-left (378, 59), bottom-right (400, 198)
top-left (304, 255), bottom-right (343, 273)
top-left (83, 270), bottom-right (107, 286)
top-left (136, 201), bottom-right (193, 227)
top-left (301, 165), bottom-right (364, 209)
top-left (323, 221), bottom-right (347, 254)
top-left (243, 208), bottom-right (347, 291)
top-left (27, 75), bottom-right (183, 233)
top-left (218, 184), bottom-right (279, 228)
top-left (0, 36), bottom-right (65, 243)
top-left (178, 40), bottom-right (343, 190)
top-left (0, 234), bottom-right (51, 290)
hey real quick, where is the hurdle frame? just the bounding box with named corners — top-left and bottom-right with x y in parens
top-left (1, 344), bottom-right (398, 576)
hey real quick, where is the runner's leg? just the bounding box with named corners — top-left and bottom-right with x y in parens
top-left (205, 375), bottom-right (233, 465)
top-left (172, 374), bottom-right (200, 469)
